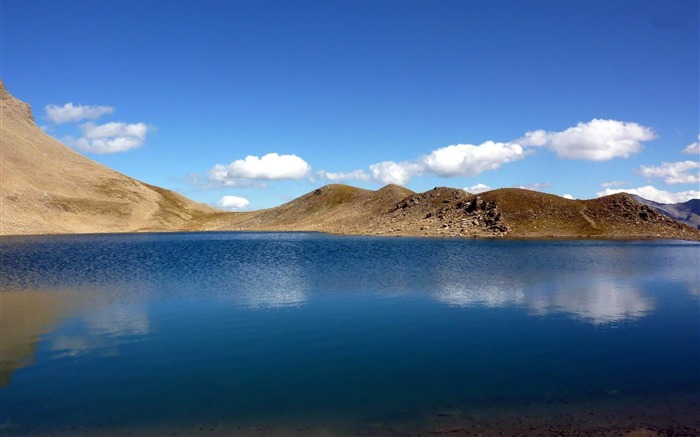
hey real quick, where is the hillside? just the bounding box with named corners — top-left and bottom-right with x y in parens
top-left (0, 81), bottom-right (215, 235)
top-left (1, 83), bottom-right (698, 240)
top-left (194, 185), bottom-right (700, 240)
top-left (632, 195), bottom-right (700, 230)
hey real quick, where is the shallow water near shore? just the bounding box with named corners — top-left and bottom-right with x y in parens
top-left (1, 232), bottom-right (699, 435)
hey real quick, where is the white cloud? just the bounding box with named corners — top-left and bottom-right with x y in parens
top-left (45, 102), bottom-right (114, 124)
top-left (68, 121), bottom-right (150, 154)
top-left (365, 141), bottom-right (525, 186)
top-left (636, 160), bottom-right (700, 184)
top-left (317, 169), bottom-right (370, 182)
top-left (209, 153), bottom-right (310, 185)
top-left (562, 194), bottom-right (574, 200)
top-left (682, 135), bottom-right (699, 155)
top-left (520, 119), bottom-right (655, 160)
top-left (601, 180), bottom-right (628, 188)
top-left (217, 195), bottom-right (250, 211)
top-left (421, 141), bottom-right (525, 177)
top-left (369, 161), bottom-right (423, 185)
top-left (597, 185), bottom-right (700, 204)
top-left (514, 182), bottom-right (552, 191)
top-left (464, 183), bottom-right (491, 194)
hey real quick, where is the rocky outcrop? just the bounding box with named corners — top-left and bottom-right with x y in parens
top-left (388, 188), bottom-right (509, 237)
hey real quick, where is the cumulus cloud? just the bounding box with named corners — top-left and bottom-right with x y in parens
top-left (464, 183), bottom-right (491, 194)
top-left (421, 141), bottom-right (525, 177)
top-left (519, 119), bottom-right (655, 160)
top-left (209, 153), bottom-right (311, 186)
top-left (682, 135), bottom-right (699, 155)
top-left (68, 121), bottom-right (150, 154)
top-left (364, 141), bottom-right (525, 186)
top-left (45, 102), bottom-right (115, 124)
top-left (562, 194), bottom-right (574, 200)
top-left (369, 161), bottom-right (423, 185)
top-left (636, 160), bottom-right (700, 184)
top-left (217, 195), bottom-right (250, 211)
top-left (317, 169), bottom-right (370, 182)
top-left (597, 185), bottom-right (700, 204)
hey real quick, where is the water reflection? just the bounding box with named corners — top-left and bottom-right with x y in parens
top-left (50, 303), bottom-right (151, 359)
top-left (526, 279), bottom-right (655, 324)
top-left (0, 289), bottom-right (89, 386)
top-left (434, 279), bottom-right (525, 308)
top-left (432, 274), bottom-right (655, 325)
top-left (221, 240), bottom-right (311, 309)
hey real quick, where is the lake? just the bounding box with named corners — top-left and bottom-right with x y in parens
top-left (1, 232), bottom-right (698, 436)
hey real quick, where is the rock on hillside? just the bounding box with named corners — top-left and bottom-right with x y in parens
top-left (0, 81), bottom-right (215, 235)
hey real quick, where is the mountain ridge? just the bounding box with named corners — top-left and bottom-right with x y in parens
top-left (631, 195), bottom-right (700, 230)
top-left (1, 83), bottom-right (698, 241)
top-left (191, 184), bottom-right (698, 240)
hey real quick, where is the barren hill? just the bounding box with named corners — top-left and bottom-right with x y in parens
top-left (0, 81), bottom-right (215, 235)
top-left (194, 185), bottom-right (700, 240)
top-left (192, 183), bottom-right (415, 234)
top-left (1, 83), bottom-right (698, 240)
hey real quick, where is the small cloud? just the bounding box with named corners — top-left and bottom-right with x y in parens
top-left (208, 153), bottom-right (310, 186)
top-left (464, 183), bottom-right (491, 194)
top-left (67, 121), bottom-right (151, 154)
top-left (562, 194), bottom-right (574, 200)
top-left (514, 182), bottom-right (552, 192)
top-left (636, 160), bottom-right (700, 184)
top-left (597, 185), bottom-right (700, 204)
top-left (45, 102), bottom-right (114, 124)
top-left (682, 135), bottom-right (699, 155)
top-left (369, 161), bottom-right (423, 185)
top-left (519, 119), bottom-right (655, 160)
top-left (217, 195), bottom-right (250, 211)
top-left (317, 169), bottom-right (370, 182)
top-left (601, 180), bottom-right (628, 188)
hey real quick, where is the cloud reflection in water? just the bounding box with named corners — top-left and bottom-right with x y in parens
top-left (433, 274), bottom-right (655, 325)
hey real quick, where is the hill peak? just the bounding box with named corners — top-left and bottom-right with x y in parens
top-left (0, 80), bottom-right (35, 124)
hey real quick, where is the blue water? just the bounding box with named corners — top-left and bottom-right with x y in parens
top-left (1, 233), bottom-right (699, 434)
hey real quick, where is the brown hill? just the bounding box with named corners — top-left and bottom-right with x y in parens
top-left (194, 185), bottom-right (700, 240)
top-left (191, 183), bottom-right (415, 234)
top-left (1, 83), bottom-right (698, 240)
top-left (0, 81), bottom-right (215, 235)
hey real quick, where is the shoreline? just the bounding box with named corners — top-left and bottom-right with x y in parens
top-left (5, 392), bottom-right (699, 436)
top-left (2, 228), bottom-right (700, 242)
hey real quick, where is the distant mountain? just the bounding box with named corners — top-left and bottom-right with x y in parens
top-left (631, 195), bottom-right (700, 230)
top-left (1, 83), bottom-right (698, 241)
top-left (0, 81), bottom-right (215, 235)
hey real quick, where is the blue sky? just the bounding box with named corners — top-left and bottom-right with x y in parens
top-left (2, 0), bottom-right (698, 209)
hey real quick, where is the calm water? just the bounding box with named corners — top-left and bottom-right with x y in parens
top-left (1, 233), bottom-right (699, 434)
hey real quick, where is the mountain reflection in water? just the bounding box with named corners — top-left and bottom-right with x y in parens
top-left (1, 234), bottom-right (698, 434)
